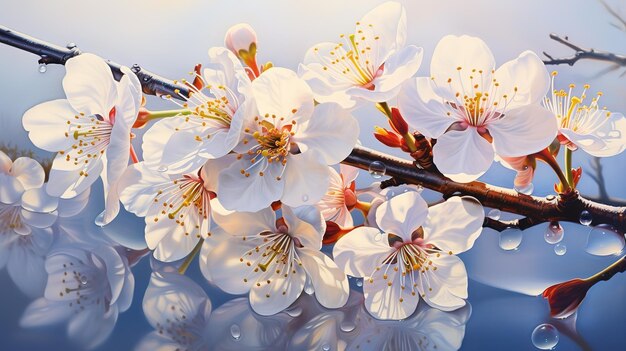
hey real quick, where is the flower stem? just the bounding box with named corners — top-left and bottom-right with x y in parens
top-left (355, 200), bottom-right (371, 216)
top-left (375, 102), bottom-right (418, 153)
top-left (149, 109), bottom-right (190, 120)
top-left (178, 238), bottom-right (204, 275)
top-left (564, 148), bottom-right (574, 189)
top-left (534, 148), bottom-right (569, 190)
top-left (129, 144), bottom-right (139, 164)
top-left (376, 102), bottom-right (393, 119)
top-left (588, 254), bottom-right (626, 284)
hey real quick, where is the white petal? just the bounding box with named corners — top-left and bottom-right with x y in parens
top-left (376, 191), bottom-right (428, 240)
top-left (22, 99), bottom-right (76, 152)
top-left (21, 187), bottom-right (59, 213)
top-left (46, 157), bottom-right (103, 199)
top-left (0, 150), bottom-right (11, 173)
top-left (423, 197), bottom-right (484, 254)
top-left (489, 104), bottom-right (557, 157)
top-left (297, 60), bottom-right (356, 109)
top-left (67, 305), bottom-right (118, 350)
top-left (218, 159), bottom-right (284, 212)
top-left (359, 1), bottom-right (407, 60)
top-left (115, 67), bottom-right (142, 127)
top-left (147, 215), bottom-right (202, 262)
top-left (430, 35), bottom-right (495, 100)
top-left (205, 236), bottom-right (261, 294)
top-left (118, 162), bottom-right (166, 217)
top-left (251, 67), bottom-right (314, 124)
top-left (298, 247), bottom-right (349, 309)
top-left (562, 112), bottom-right (626, 157)
top-left (282, 205), bottom-right (324, 250)
top-left (63, 53), bottom-right (117, 116)
top-left (211, 204), bottom-right (275, 236)
top-left (0, 173), bottom-right (24, 204)
top-left (20, 298), bottom-right (72, 327)
top-left (10, 157), bottom-right (45, 190)
top-left (339, 164), bottom-right (359, 184)
top-left (7, 241), bottom-right (48, 297)
top-left (432, 129), bottom-right (494, 182)
top-left (418, 254), bottom-right (468, 312)
top-left (364, 263), bottom-right (420, 320)
top-left (248, 257), bottom-right (306, 316)
top-left (57, 187), bottom-right (90, 217)
top-left (205, 46), bottom-right (249, 94)
top-left (281, 151), bottom-right (330, 208)
top-left (101, 127), bottom-right (130, 224)
top-left (398, 77), bottom-right (457, 138)
top-left (493, 51), bottom-right (550, 109)
top-left (373, 45), bottom-right (423, 94)
top-left (294, 103), bottom-right (359, 164)
top-left (333, 227), bottom-right (394, 277)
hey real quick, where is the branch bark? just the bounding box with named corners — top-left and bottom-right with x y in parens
top-left (2, 25), bottom-right (626, 232)
top-left (543, 33), bottom-right (626, 67)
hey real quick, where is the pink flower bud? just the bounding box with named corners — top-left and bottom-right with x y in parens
top-left (542, 278), bottom-right (593, 319)
top-left (224, 23), bottom-right (258, 58)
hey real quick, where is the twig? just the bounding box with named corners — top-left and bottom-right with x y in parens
top-left (543, 33), bottom-right (626, 67)
top-left (2, 25), bottom-right (626, 233)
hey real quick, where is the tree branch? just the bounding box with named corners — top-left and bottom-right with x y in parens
top-left (543, 33), bottom-right (626, 67)
top-left (2, 25), bottom-right (626, 232)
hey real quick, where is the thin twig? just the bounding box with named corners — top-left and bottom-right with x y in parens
top-left (543, 33), bottom-right (626, 66)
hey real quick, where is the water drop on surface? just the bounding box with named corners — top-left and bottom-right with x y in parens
top-left (304, 279), bottom-right (314, 295)
top-left (38, 63), bottom-right (47, 73)
top-left (66, 42), bottom-right (76, 49)
top-left (585, 224), bottom-right (625, 256)
top-left (579, 210), bottom-right (592, 226)
top-left (79, 275), bottom-right (88, 285)
top-left (554, 243), bottom-right (567, 256)
top-left (355, 278), bottom-right (363, 287)
top-left (321, 343), bottom-right (331, 351)
top-left (94, 211), bottom-right (106, 227)
top-left (487, 209), bottom-right (501, 221)
top-left (368, 161), bottom-right (386, 179)
top-left (531, 323), bottom-right (559, 350)
top-left (385, 190), bottom-right (396, 200)
top-left (544, 221), bottom-right (564, 244)
top-left (340, 321), bottom-right (356, 332)
top-left (302, 194), bottom-right (309, 202)
top-left (285, 306), bottom-right (302, 317)
top-left (230, 324), bottom-right (241, 340)
top-left (374, 233), bottom-right (382, 242)
top-left (157, 165), bottom-right (168, 172)
top-left (499, 228), bottom-right (522, 251)
top-left (514, 183), bottom-right (534, 195)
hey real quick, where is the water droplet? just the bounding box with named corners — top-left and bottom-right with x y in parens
top-left (554, 243), bottom-right (567, 256)
top-left (579, 210), bottom-right (592, 226)
top-left (321, 343), bottom-right (331, 351)
top-left (499, 228), bottom-right (522, 251)
top-left (66, 42), bottom-right (76, 49)
top-left (302, 194), bottom-right (309, 202)
top-left (415, 185), bottom-right (424, 193)
top-left (585, 224), bottom-right (625, 256)
top-left (131, 64), bottom-right (141, 73)
top-left (340, 320), bottom-right (356, 332)
top-left (355, 278), bottom-right (363, 287)
top-left (546, 195), bottom-right (556, 201)
top-left (531, 323), bottom-right (559, 350)
top-left (368, 161), bottom-right (386, 179)
top-left (304, 279), bottom-right (314, 295)
top-left (38, 63), bottom-right (47, 73)
top-left (94, 211), bottom-right (106, 227)
top-left (157, 165), bottom-right (168, 172)
top-left (487, 209), bottom-right (501, 221)
top-left (514, 183), bottom-right (534, 195)
top-left (544, 221), bottom-right (564, 244)
top-left (374, 233), bottom-right (382, 242)
top-left (230, 324), bottom-right (241, 340)
top-left (285, 306), bottom-right (302, 317)
top-left (79, 275), bottom-right (88, 285)
top-left (385, 190), bottom-right (396, 200)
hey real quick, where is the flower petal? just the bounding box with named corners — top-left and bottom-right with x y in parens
top-left (0, 151), bottom-right (11, 173)
top-left (10, 157), bottom-right (45, 190)
top-left (359, 1), bottom-right (407, 60)
top-left (376, 191), bottom-right (428, 240)
top-left (298, 247), bottom-right (349, 309)
top-left (423, 197), bottom-right (484, 254)
top-left (211, 204), bottom-right (275, 236)
top-left (248, 259), bottom-right (306, 316)
top-left (63, 53), bottom-right (117, 116)
top-left (489, 104), bottom-right (557, 157)
top-left (372, 45), bottom-right (423, 94)
top-left (20, 298), bottom-right (72, 327)
top-left (364, 263), bottom-right (420, 320)
top-left (561, 112), bottom-right (626, 157)
top-left (281, 151), bottom-right (330, 208)
top-left (282, 205), bottom-right (324, 250)
top-left (493, 51), bottom-right (549, 109)
top-left (418, 254), bottom-right (468, 312)
top-left (0, 173), bottom-right (25, 204)
top-left (22, 99), bottom-right (76, 152)
top-left (218, 158), bottom-right (284, 212)
top-left (432, 129), bottom-right (494, 182)
top-left (332, 226), bottom-right (394, 277)
top-left (204, 236), bottom-right (264, 294)
top-left (21, 187), bottom-right (59, 213)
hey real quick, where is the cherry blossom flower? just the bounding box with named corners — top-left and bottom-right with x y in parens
top-left (316, 164), bottom-right (360, 228)
top-left (398, 35), bottom-right (557, 182)
top-left (218, 67), bottom-right (359, 212)
top-left (20, 240), bottom-right (134, 350)
top-left (299, 2), bottom-right (423, 109)
top-left (118, 158), bottom-right (230, 262)
top-left (202, 205), bottom-right (349, 315)
top-left (0, 151), bottom-right (90, 297)
top-left (137, 271), bottom-right (212, 351)
top-left (543, 73), bottom-right (626, 157)
top-left (22, 53), bottom-right (142, 225)
top-left (142, 47), bottom-right (253, 174)
top-left (333, 192), bottom-right (484, 320)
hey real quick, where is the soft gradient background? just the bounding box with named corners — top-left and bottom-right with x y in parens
top-left (1, 0), bottom-right (626, 350)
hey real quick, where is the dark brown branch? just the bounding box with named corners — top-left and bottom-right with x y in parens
top-left (2, 25), bottom-right (626, 232)
top-left (543, 33), bottom-right (626, 66)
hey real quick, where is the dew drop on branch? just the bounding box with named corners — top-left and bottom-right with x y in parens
top-left (514, 183), bottom-right (534, 195)
top-left (368, 161), bottom-right (386, 179)
top-left (38, 63), bottom-right (47, 73)
top-left (531, 323), bottom-right (559, 350)
top-left (230, 324), bottom-right (241, 340)
top-left (585, 224), bottom-right (625, 256)
top-left (579, 210), bottom-right (592, 226)
top-left (554, 243), bottom-right (567, 256)
top-left (544, 221), bottom-right (564, 244)
top-left (499, 228), bottom-right (522, 251)
top-left (487, 209), bottom-right (501, 221)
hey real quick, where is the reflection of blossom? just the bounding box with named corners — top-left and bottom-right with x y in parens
top-left (398, 35), bottom-right (557, 182)
top-left (316, 165), bottom-right (359, 228)
top-left (203, 205), bottom-right (349, 315)
top-left (22, 53), bottom-right (142, 225)
top-left (299, 2), bottom-right (423, 109)
top-left (20, 240), bottom-right (134, 350)
top-left (0, 151), bottom-right (89, 297)
top-left (333, 192), bottom-right (483, 319)
top-left (136, 271), bottom-right (212, 351)
top-left (218, 68), bottom-right (359, 212)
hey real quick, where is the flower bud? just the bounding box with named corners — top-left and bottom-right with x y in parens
top-left (224, 23), bottom-right (258, 60)
top-left (542, 278), bottom-right (593, 319)
top-left (323, 222), bottom-right (359, 244)
top-left (374, 126), bottom-right (403, 148)
top-left (390, 108), bottom-right (408, 135)
top-left (132, 107), bottom-right (150, 129)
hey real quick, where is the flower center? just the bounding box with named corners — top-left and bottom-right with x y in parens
top-left (0, 204), bottom-right (24, 233)
top-left (253, 122), bottom-right (292, 160)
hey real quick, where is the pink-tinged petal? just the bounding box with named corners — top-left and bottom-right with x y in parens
top-left (376, 191), bottom-right (428, 240)
top-left (282, 205), bottom-right (324, 250)
top-left (22, 99), bottom-right (76, 152)
top-left (364, 263), bottom-right (420, 320)
top-left (21, 187), bottom-right (59, 213)
top-left (63, 53), bottom-right (117, 116)
top-left (339, 164), bottom-right (359, 184)
top-left (20, 298), bottom-right (73, 327)
top-left (211, 204), bottom-right (275, 236)
top-left (332, 227), bottom-right (393, 278)
top-left (488, 104), bottom-right (557, 157)
top-left (218, 159), bottom-right (284, 212)
top-left (373, 45), bottom-right (423, 94)
top-left (251, 67), bottom-right (314, 124)
top-left (0, 173), bottom-right (25, 204)
top-left (0, 150), bottom-right (11, 173)
top-left (430, 35), bottom-right (495, 101)
top-left (294, 103), bottom-right (359, 164)
top-left (10, 157), bottom-right (45, 190)
top-left (298, 247), bottom-right (349, 309)
top-left (423, 197), bottom-right (484, 254)
top-left (493, 51), bottom-right (550, 109)
top-left (417, 254), bottom-right (468, 312)
top-left (432, 129), bottom-right (494, 183)
top-left (281, 151), bottom-right (330, 208)
top-left (398, 77), bottom-right (457, 138)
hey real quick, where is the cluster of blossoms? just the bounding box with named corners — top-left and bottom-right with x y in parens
top-left (12, 2), bottom-right (626, 344)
